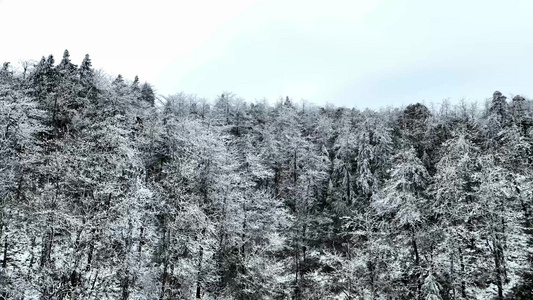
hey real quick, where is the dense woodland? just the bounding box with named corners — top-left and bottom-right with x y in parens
top-left (0, 50), bottom-right (532, 300)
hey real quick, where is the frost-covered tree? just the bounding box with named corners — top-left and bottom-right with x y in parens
top-left (3, 50), bottom-right (533, 300)
top-left (431, 132), bottom-right (481, 298)
top-left (372, 147), bottom-right (430, 299)
top-left (140, 82), bottom-right (155, 107)
top-left (57, 49), bottom-right (77, 77)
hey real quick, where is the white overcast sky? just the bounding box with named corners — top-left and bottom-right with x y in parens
top-left (1, 0), bottom-right (533, 109)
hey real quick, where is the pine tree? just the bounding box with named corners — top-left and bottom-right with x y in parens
top-left (57, 49), bottom-right (77, 77)
top-left (140, 82), bottom-right (155, 107)
top-left (78, 54), bottom-right (97, 101)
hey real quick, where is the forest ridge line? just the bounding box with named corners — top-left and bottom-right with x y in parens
top-left (1, 50), bottom-right (532, 300)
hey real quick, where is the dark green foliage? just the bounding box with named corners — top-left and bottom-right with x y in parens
top-left (140, 82), bottom-right (155, 106)
top-left (57, 49), bottom-right (77, 77)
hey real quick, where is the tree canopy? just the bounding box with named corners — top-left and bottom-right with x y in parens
top-left (1, 51), bottom-right (532, 300)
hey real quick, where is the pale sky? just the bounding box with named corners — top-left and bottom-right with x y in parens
top-left (1, 0), bottom-right (533, 109)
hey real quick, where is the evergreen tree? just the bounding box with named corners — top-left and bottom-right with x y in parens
top-left (78, 54), bottom-right (97, 101)
top-left (140, 82), bottom-right (155, 107)
top-left (57, 49), bottom-right (77, 77)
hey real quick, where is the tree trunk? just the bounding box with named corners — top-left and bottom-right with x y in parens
top-left (160, 260), bottom-right (168, 300)
top-left (138, 226), bottom-right (144, 255)
top-left (1, 236), bottom-right (7, 269)
top-left (86, 240), bottom-right (94, 271)
top-left (274, 166), bottom-right (280, 199)
top-left (368, 259), bottom-right (376, 300)
top-left (293, 150), bottom-right (297, 184)
top-left (160, 226), bottom-right (170, 300)
top-left (492, 238), bottom-right (504, 300)
top-left (88, 268), bottom-right (99, 298)
top-left (196, 246), bottom-right (203, 299)
top-left (86, 227), bottom-right (98, 272)
top-left (294, 244), bottom-right (300, 300)
top-left (411, 230), bottom-right (421, 300)
top-left (500, 216), bottom-right (508, 281)
top-left (52, 94), bottom-right (59, 136)
top-left (345, 166), bottom-right (351, 205)
top-left (241, 201), bottom-right (246, 265)
top-left (121, 275), bottom-right (130, 300)
top-left (40, 225), bottom-right (54, 268)
top-left (28, 235), bottom-right (36, 273)
top-left (458, 246), bottom-right (467, 299)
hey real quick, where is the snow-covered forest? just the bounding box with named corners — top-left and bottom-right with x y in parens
top-left (1, 50), bottom-right (532, 300)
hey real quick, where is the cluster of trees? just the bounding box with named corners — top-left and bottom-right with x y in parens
top-left (0, 50), bottom-right (532, 300)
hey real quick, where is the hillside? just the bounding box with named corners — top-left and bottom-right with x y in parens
top-left (1, 51), bottom-right (532, 300)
